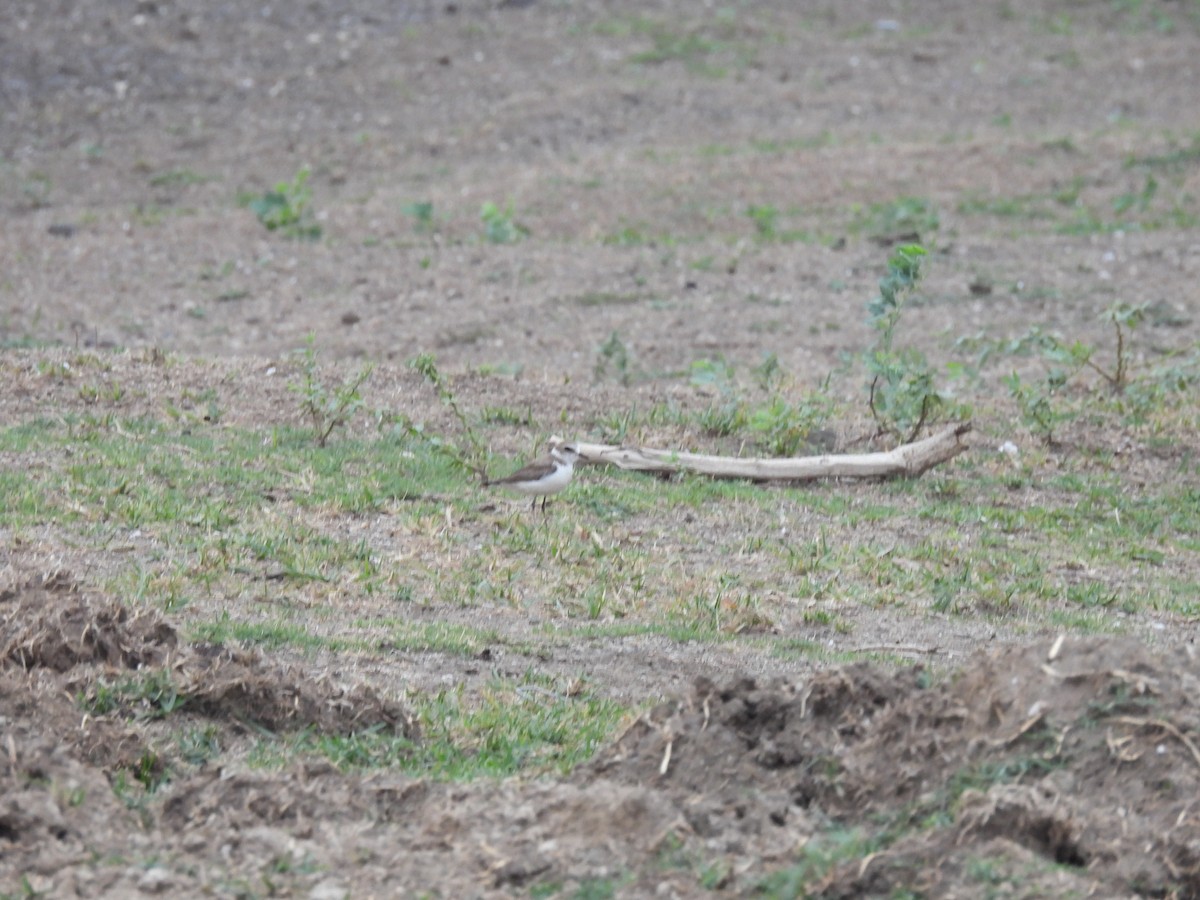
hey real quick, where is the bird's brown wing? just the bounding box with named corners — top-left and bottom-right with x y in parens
top-left (486, 458), bottom-right (555, 486)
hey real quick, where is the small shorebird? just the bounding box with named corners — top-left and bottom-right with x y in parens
top-left (484, 442), bottom-right (580, 511)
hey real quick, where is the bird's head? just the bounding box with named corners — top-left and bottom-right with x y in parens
top-left (553, 442), bottom-right (581, 465)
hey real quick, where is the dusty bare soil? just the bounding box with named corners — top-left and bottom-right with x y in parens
top-left (4, 572), bottom-right (1200, 897)
top-left (3, 0), bottom-right (1200, 897)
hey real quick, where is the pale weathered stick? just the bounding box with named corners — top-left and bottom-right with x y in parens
top-left (561, 423), bottom-right (971, 482)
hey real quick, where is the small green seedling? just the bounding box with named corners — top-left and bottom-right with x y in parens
top-left (291, 335), bottom-right (374, 446)
top-left (863, 243), bottom-right (959, 442)
top-left (480, 200), bottom-right (529, 244)
top-left (248, 167), bottom-right (322, 239)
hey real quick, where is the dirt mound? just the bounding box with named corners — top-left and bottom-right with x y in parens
top-left (0, 569), bottom-right (414, 738)
top-left (179, 642), bottom-right (414, 735)
top-left (0, 669), bottom-right (143, 869)
top-left (5, 607), bottom-right (1200, 895)
top-left (0, 570), bottom-right (176, 671)
top-left (584, 637), bottom-right (1200, 897)
top-left (0, 570), bottom-right (421, 895)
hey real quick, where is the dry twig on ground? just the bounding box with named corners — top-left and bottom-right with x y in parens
top-left (565, 423), bottom-right (971, 483)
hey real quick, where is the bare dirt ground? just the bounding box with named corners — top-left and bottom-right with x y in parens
top-left (3, 0), bottom-right (1200, 897)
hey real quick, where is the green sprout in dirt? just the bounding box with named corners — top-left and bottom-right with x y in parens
top-left (747, 203), bottom-right (780, 239)
top-left (247, 166), bottom-right (322, 239)
top-left (80, 670), bottom-right (188, 725)
top-left (291, 335), bottom-right (374, 447)
top-left (595, 331), bottom-right (641, 385)
top-left (968, 300), bottom-right (1151, 444)
top-left (480, 200), bottom-right (529, 244)
top-left (863, 243), bottom-right (959, 443)
top-left (402, 200), bottom-right (435, 233)
top-left (853, 196), bottom-right (939, 244)
top-left (1015, 301), bottom-right (1148, 396)
top-left (745, 204), bottom-right (810, 243)
top-left (1003, 364), bottom-right (1076, 446)
top-left (1097, 301), bottom-right (1146, 392)
top-left (689, 355), bottom-right (834, 457)
top-left (409, 353), bottom-right (488, 476)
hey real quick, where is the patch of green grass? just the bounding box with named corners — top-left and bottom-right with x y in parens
top-left (32, 388), bottom-right (1186, 634)
top-left (571, 876), bottom-right (620, 900)
top-left (600, 221), bottom-right (678, 247)
top-left (79, 669), bottom-right (187, 720)
top-left (148, 168), bottom-right (213, 189)
top-left (751, 131), bottom-right (834, 153)
top-left (1129, 133), bottom-right (1200, 171)
top-left (631, 28), bottom-right (722, 73)
top-left (956, 175), bottom-right (1200, 236)
top-left (479, 404), bottom-right (534, 427)
top-left (0, 411), bottom-right (467, 615)
top-left (758, 827), bottom-right (885, 898)
top-left (666, 356), bottom-right (837, 455)
top-left (850, 196), bottom-right (939, 242)
top-left (570, 291), bottom-right (645, 308)
top-left (610, 15), bottom-right (754, 78)
top-left (250, 673), bottom-right (626, 779)
top-left (745, 204), bottom-right (817, 243)
top-left (957, 191), bottom-right (1057, 221)
top-left (4, 346), bottom-right (1200, 710)
top-left (191, 614), bottom-right (346, 652)
top-left (372, 621), bottom-right (529, 657)
top-left (401, 200), bottom-right (435, 233)
top-left (177, 725), bottom-right (223, 766)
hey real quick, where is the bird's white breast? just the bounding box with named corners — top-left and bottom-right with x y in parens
top-left (510, 463), bottom-right (572, 496)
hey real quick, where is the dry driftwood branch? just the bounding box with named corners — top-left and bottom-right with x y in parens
top-left (567, 422), bottom-right (971, 483)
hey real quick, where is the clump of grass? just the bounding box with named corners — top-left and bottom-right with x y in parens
top-left (745, 204), bottom-right (814, 243)
top-left (290, 335), bottom-right (374, 447)
top-left (79, 669), bottom-right (187, 719)
top-left (757, 828), bottom-right (885, 898)
top-left (248, 674), bottom-right (626, 779)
